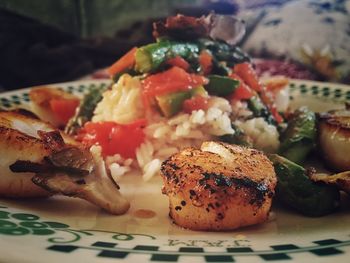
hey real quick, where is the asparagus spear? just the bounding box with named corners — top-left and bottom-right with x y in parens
top-left (205, 75), bottom-right (239, 96)
top-left (247, 96), bottom-right (276, 125)
top-left (65, 85), bottom-right (107, 135)
top-left (134, 38), bottom-right (251, 74)
top-left (197, 38), bottom-right (250, 67)
top-left (135, 40), bottom-right (199, 73)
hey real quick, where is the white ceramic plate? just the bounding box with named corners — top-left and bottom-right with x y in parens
top-left (0, 79), bottom-right (350, 263)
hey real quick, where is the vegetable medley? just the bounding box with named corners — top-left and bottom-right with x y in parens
top-left (36, 15), bottom-right (349, 218)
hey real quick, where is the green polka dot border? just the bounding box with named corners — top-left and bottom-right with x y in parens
top-left (288, 82), bottom-right (349, 102)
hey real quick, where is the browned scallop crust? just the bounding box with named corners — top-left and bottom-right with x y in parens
top-left (0, 110), bottom-right (130, 215)
top-left (0, 110), bottom-right (74, 198)
top-left (0, 125), bottom-right (50, 197)
top-left (161, 143), bottom-right (277, 231)
top-left (318, 109), bottom-right (350, 172)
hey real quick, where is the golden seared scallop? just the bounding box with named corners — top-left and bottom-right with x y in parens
top-left (0, 109), bottom-right (78, 198)
top-left (0, 110), bottom-right (130, 215)
top-left (318, 109), bottom-right (350, 172)
top-left (160, 141), bottom-right (277, 231)
top-left (310, 171), bottom-right (350, 195)
top-left (0, 110), bottom-right (57, 197)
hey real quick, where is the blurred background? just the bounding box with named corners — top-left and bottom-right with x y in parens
top-left (1, 0), bottom-right (349, 90)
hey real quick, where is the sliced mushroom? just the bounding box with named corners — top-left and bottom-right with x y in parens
top-left (1, 110), bottom-right (129, 214)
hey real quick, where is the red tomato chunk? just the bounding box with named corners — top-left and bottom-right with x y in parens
top-left (50, 98), bottom-right (80, 124)
top-left (234, 62), bottom-right (262, 92)
top-left (166, 56), bottom-right (190, 71)
top-left (182, 96), bottom-right (209, 113)
top-left (78, 119), bottom-right (146, 159)
top-left (142, 66), bottom-right (208, 107)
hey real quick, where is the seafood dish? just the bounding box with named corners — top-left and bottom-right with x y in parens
top-left (0, 14), bottom-right (349, 231)
top-left (161, 141), bottom-right (277, 230)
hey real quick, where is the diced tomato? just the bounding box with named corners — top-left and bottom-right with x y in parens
top-left (232, 64), bottom-right (284, 123)
top-left (78, 119), bottom-right (146, 159)
top-left (259, 90), bottom-right (284, 124)
top-left (166, 56), bottom-right (190, 71)
top-left (198, 50), bottom-right (213, 75)
top-left (142, 66), bottom-right (208, 107)
top-left (270, 107), bottom-right (283, 123)
top-left (143, 66), bottom-right (208, 95)
top-left (49, 98), bottom-right (80, 124)
top-left (232, 84), bottom-right (254, 101)
top-left (108, 47), bottom-right (137, 76)
top-left (233, 62), bottom-right (262, 92)
top-left (229, 73), bottom-right (255, 100)
top-left (182, 96), bottom-right (209, 113)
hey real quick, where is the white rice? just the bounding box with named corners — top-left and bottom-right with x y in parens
top-left (230, 100), bottom-right (253, 119)
top-left (142, 159), bottom-right (162, 182)
top-left (133, 96), bottom-right (236, 181)
top-left (235, 117), bottom-right (280, 153)
top-left (92, 74), bottom-right (287, 181)
top-left (92, 74), bottom-right (144, 124)
top-left (110, 163), bottom-right (131, 182)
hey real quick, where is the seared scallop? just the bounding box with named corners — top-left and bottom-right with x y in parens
top-left (318, 109), bottom-right (350, 172)
top-left (160, 141), bottom-right (277, 231)
top-left (0, 109), bottom-right (66, 197)
top-left (0, 110), bottom-right (130, 215)
top-left (310, 171), bottom-right (350, 195)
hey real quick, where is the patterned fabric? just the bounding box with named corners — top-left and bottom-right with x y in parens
top-left (240, 0), bottom-right (350, 83)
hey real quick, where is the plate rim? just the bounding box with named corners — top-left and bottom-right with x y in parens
top-left (1, 78), bottom-right (350, 262)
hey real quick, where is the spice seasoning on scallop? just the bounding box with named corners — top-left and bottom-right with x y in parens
top-left (160, 142), bottom-right (277, 231)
